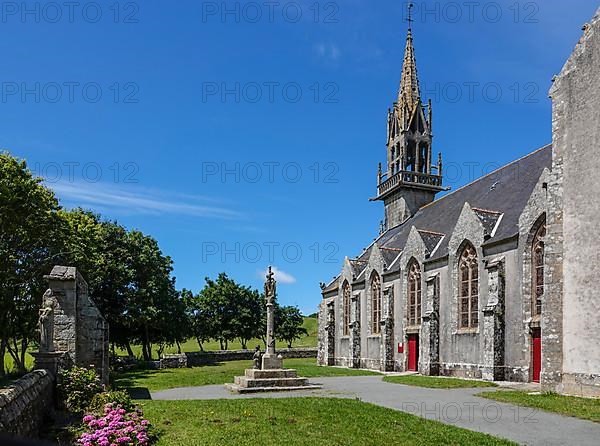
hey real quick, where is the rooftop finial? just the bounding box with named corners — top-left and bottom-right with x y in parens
top-left (406, 2), bottom-right (414, 34)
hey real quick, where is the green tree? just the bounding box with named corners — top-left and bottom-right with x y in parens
top-left (196, 273), bottom-right (264, 351)
top-left (0, 152), bottom-right (187, 368)
top-left (58, 209), bottom-right (134, 354)
top-left (198, 273), bottom-right (238, 350)
top-left (183, 289), bottom-right (212, 352)
top-left (60, 212), bottom-right (186, 360)
top-left (124, 230), bottom-right (178, 361)
top-left (233, 286), bottom-right (262, 350)
top-left (276, 305), bottom-right (308, 348)
top-left (0, 152), bottom-right (62, 375)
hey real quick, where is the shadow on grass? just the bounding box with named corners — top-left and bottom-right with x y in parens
top-left (126, 387), bottom-right (153, 400)
top-left (113, 362), bottom-right (234, 393)
top-left (112, 368), bottom-right (161, 388)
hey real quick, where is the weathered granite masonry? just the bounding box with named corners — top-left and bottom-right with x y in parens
top-left (482, 258), bottom-right (505, 381)
top-left (349, 293), bottom-right (361, 368)
top-left (317, 298), bottom-right (336, 366)
top-left (546, 8), bottom-right (600, 397)
top-left (380, 286), bottom-right (395, 371)
top-left (421, 275), bottom-right (440, 376)
top-left (0, 370), bottom-right (53, 438)
top-left (34, 266), bottom-right (110, 384)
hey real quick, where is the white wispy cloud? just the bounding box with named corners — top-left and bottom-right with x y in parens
top-left (48, 180), bottom-right (242, 220)
top-left (259, 266), bottom-right (297, 285)
top-left (314, 42), bottom-right (341, 63)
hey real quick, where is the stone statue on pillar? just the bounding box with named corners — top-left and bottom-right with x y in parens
top-left (38, 290), bottom-right (56, 353)
top-left (252, 346), bottom-right (262, 369)
top-left (32, 288), bottom-right (65, 378)
top-left (261, 266), bottom-right (283, 370)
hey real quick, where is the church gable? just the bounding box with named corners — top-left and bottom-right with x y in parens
top-left (448, 202), bottom-right (486, 257)
top-left (400, 226), bottom-right (428, 270)
top-left (518, 167), bottom-right (550, 241)
top-left (364, 243), bottom-right (385, 279)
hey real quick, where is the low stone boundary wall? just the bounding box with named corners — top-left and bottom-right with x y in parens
top-left (0, 370), bottom-right (54, 438)
top-left (160, 348), bottom-right (318, 369)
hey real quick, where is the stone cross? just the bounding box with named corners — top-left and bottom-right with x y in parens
top-left (265, 266), bottom-right (276, 356)
top-left (262, 266), bottom-right (283, 369)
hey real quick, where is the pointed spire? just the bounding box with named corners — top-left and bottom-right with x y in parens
top-left (397, 2), bottom-right (421, 115)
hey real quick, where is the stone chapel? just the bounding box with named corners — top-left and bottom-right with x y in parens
top-left (317, 8), bottom-right (600, 398)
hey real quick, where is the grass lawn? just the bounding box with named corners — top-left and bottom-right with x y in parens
top-left (114, 358), bottom-right (381, 392)
top-left (383, 375), bottom-right (498, 389)
top-left (141, 398), bottom-right (515, 446)
top-left (478, 390), bottom-right (600, 423)
top-left (2, 352), bottom-right (34, 375)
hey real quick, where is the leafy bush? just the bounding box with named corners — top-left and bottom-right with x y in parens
top-left (58, 366), bottom-right (104, 414)
top-left (78, 404), bottom-right (154, 446)
top-left (88, 390), bottom-right (135, 415)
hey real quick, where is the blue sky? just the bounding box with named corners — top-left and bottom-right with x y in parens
top-left (1, 0), bottom-right (597, 314)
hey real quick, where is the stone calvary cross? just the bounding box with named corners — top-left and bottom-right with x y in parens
top-left (225, 266), bottom-right (321, 393)
top-left (261, 266), bottom-right (283, 370)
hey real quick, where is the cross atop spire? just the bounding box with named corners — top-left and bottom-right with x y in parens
top-left (406, 2), bottom-right (414, 32)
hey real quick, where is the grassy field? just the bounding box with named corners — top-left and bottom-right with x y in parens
top-left (115, 317), bottom-right (318, 358)
top-left (383, 375), bottom-right (497, 389)
top-left (114, 358), bottom-right (380, 392)
top-left (2, 352), bottom-right (35, 375)
top-left (478, 390), bottom-right (600, 423)
top-left (1, 317), bottom-right (318, 377)
top-left (141, 398), bottom-right (516, 446)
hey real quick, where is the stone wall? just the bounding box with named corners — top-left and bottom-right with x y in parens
top-left (547, 8), bottom-right (600, 397)
top-left (159, 348), bottom-right (318, 369)
top-left (0, 370), bottom-right (53, 438)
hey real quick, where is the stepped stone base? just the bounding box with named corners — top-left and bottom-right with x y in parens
top-left (225, 368), bottom-right (321, 394)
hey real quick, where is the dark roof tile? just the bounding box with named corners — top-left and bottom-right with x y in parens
top-left (374, 144), bottom-right (551, 260)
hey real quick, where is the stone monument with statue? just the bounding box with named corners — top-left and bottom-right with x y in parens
top-left (226, 266), bottom-right (321, 393)
top-left (32, 266), bottom-right (110, 384)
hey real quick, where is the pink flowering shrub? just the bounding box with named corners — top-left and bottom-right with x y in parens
top-left (77, 403), bottom-right (153, 446)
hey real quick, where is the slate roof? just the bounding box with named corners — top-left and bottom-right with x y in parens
top-left (351, 144), bottom-right (552, 266)
top-left (381, 247), bottom-right (402, 268)
top-left (417, 230), bottom-right (445, 256)
top-left (472, 208), bottom-right (503, 237)
top-left (322, 144), bottom-right (553, 298)
top-left (349, 259), bottom-right (368, 278)
top-left (322, 275), bottom-right (340, 293)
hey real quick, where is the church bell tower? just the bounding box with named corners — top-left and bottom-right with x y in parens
top-left (372, 8), bottom-right (446, 230)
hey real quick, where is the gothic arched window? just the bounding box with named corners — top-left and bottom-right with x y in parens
top-left (458, 243), bottom-right (479, 329)
top-left (342, 281), bottom-right (351, 336)
top-left (532, 223), bottom-right (546, 316)
top-left (371, 272), bottom-right (382, 334)
top-left (408, 260), bottom-right (422, 326)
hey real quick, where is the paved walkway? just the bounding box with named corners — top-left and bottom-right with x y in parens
top-left (152, 376), bottom-right (600, 446)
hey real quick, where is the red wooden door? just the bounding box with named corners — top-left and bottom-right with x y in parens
top-left (532, 329), bottom-right (541, 383)
top-left (408, 334), bottom-right (419, 372)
